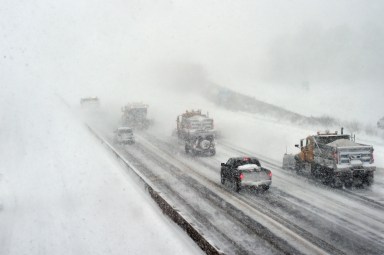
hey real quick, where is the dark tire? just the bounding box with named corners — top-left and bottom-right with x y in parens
top-left (295, 165), bottom-right (301, 175)
top-left (262, 185), bottom-right (270, 191)
top-left (321, 168), bottom-right (332, 185)
top-left (331, 176), bottom-right (343, 189)
top-left (365, 174), bottom-right (374, 186)
top-left (344, 181), bottom-right (353, 188)
top-left (295, 161), bottom-right (303, 175)
top-left (294, 156), bottom-right (302, 175)
top-left (310, 163), bottom-right (318, 176)
top-left (234, 181), bottom-right (241, 192)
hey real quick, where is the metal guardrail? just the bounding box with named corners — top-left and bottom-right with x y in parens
top-left (84, 124), bottom-right (222, 255)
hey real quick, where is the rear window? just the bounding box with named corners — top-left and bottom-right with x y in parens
top-left (236, 158), bottom-right (260, 167)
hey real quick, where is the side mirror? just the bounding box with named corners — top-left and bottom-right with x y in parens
top-left (295, 144), bottom-right (299, 148)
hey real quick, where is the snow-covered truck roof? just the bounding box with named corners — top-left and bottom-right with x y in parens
top-left (122, 103), bottom-right (148, 111)
top-left (117, 127), bottom-right (133, 131)
top-left (326, 138), bottom-right (371, 148)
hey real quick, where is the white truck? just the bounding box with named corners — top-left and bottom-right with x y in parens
top-left (283, 128), bottom-right (375, 188)
top-left (121, 103), bottom-right (150, 130)
top-left (176, 110), bottom-right (216, 156)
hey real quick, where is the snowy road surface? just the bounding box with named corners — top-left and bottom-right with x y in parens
top-left (2, 84), bottom-right (383, 254)
top-left (0, 87), bottom-right (203, 255)
top-left (84, 103), bottom-right (384, 254)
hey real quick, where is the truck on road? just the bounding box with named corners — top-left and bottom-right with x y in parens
top-left (176, 110), bottom-right (216, 156)
top-left (121, 103), bottom-right (150, 130)
top-left (80, 97), bottom-right (100, 108)
top-left (283, 128), bottom-right (375, 188)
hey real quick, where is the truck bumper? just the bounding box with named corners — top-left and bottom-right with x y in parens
top-left (241, 180), bottom-right (272, 189)
top-left (334, 167), bottom-right (375, 185)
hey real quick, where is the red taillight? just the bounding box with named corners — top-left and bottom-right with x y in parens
top-left (268, 171), bottom-right (272, 177)
top-left (240, 173), bottom-right (244, 180)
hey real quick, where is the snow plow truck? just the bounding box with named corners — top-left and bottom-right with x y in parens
top-left (121, 103), bottom-right (151, 130)
top-left (80, 97), bottom-right (100, 108)
top-left (176, 110), bottom-right (216, 156)
top-left (283, 128), bottom-right (375, 188)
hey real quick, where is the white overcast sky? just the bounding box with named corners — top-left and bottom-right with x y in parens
top-left (1, 0), bottom-right (384, 121)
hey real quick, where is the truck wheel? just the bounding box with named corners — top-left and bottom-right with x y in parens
top-left (310, 163), bottom-right (318, 176)
top-left (365, 173), bottom-right (374, 186)
top-left (344, 181), bottom-right (353, 188)
top-left (233, 181), bottom-right (240, 192)
top-left (295, 164), bottom-right (302, 175)
top-left (262, 185), bottom-right (270, 191)
top-left (331, 177), bottom-right (343, 189)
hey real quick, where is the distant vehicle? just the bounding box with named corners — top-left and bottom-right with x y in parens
top-left (176, 110), bottom-right (214, 139)
top-left (176, 109), bottom-right (216, 156)
top-left (377, 117), bottom-right (384, 129)
top-left (113, 127), bottom-right (135, 145)
top-left (283, 128), bottom-right (375, 188)
top-left (220, 157), bottom-right (272, 192)
top-left (80, 97), bottom-right (100, 107)
top-left (121, 103), bottom-right (151, 130)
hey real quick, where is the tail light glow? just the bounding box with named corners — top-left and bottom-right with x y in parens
top-left (240, 173), bottom-right (244, 180)
top-left (268, 171), bottom-right (272, 178)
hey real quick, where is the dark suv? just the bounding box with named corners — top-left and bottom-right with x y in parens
top-left (220, 157), bottom-right (272, 192)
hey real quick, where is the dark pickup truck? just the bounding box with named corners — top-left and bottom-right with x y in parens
top-left (220, 157), bottom-right (272, 192)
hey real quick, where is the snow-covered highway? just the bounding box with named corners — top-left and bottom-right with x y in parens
top-left (0, 89), bottom-right (203, 255)
top-left (2, 1), bottom-right (384, 254)
top-left (83, 105), bottom-right (384, 254)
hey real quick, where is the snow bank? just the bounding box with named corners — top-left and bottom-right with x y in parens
top-left (0, 84), bottom-right (202, 255)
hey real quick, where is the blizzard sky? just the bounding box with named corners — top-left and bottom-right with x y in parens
top-left (2, 1), bottom-right (384, 119)
top-left (1, 2), bottom-right (384, 253)
top-left (2, 0), bottom-right (384, 125)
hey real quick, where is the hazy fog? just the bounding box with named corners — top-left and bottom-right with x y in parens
top-left (1, 0), bottom-right (384, 123)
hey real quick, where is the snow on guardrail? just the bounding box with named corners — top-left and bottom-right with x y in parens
top-left (84, 124), bottom-right (223, 255)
